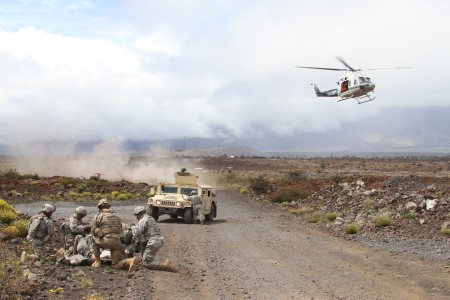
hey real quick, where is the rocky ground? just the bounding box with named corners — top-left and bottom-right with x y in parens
top-left (1, 156), bottom-right (450, 299)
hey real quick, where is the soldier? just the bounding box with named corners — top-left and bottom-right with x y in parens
top-left (190, 190), bottom-right (205, 225)
top-left (23, 204), bottom-right (56, 261)
top-left (91, 199), bottom-right (125, 267)
top-left (133, 206), bottom-right (177, 272)
top-left (63, 206), bottom-right (91, 256)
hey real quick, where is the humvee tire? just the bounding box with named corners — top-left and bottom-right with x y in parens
top-left (205, 203), bottom-right (216, 221)
top-left (151, 206), bottom-right (159, 222)
top-left (184, 208), bottom-right (195, 224)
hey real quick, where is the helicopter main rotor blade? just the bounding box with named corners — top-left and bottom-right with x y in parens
top-left (335, 56), bottom-right (361, 72)
top-left (295, 66), bottom-right (349, 71)
top-left (366, 67), bottom-right (414, 70)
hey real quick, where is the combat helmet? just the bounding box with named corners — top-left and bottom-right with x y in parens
top-left (190, 190), bottom-right (198, 195)
top-left (133, 206), bottom-right (146, 216)
top-left (97, 198), bottom-right (110, 208)
top-left (41, 203), bottom-right (56, 214)
top-left (75, 206), bottom-right (88, 217)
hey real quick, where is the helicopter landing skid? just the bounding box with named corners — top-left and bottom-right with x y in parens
top-left (337, 94), bottom-right (375, 104)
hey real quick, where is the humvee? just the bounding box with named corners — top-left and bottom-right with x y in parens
top-left (147, 168), bottom-right (217, 224)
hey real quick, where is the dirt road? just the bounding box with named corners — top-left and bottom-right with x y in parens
top-left (14, 190), bottom-right (450, 299)
top-left (133, 190), bottom-right (450, 300)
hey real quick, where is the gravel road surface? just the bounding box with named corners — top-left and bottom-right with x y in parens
top-left (14, 190), bottom-right (450, 299)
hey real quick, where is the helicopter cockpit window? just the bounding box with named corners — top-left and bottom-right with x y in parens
top-left (366, 77), bottom-right (371, 82)
top-left (359, 77), bottom-right (367, 83)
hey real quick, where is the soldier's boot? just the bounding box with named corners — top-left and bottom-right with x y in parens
top-left (116, 257), bottom-right (139, 273)
top-left (159, 259), bottom-right (178, 273)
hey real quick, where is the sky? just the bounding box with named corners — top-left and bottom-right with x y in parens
top-left (1, 0), bottom-right (450, 153)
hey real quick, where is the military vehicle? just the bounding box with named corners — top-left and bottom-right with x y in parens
top-left (147, 168), bottom-right (217, 224)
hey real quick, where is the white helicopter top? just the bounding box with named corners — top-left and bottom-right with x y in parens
top-left (296, 57), bottom-right (412, 104)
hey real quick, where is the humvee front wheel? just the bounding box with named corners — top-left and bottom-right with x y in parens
top-left (184, 208), bottom-right (195, 224)
top-left (150, 206), bottom-right (159, 222)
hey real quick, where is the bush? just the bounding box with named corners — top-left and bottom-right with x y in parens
top-left (80, 276), bottom-right (93, 289)
top-left (441, 227), bottom-right (450, 236)
top-left (402, 211), bottom-right (417, 220)
top-left (248, 175), bottom-right (269, 195)
top-left (363, 197), bottom-right (375, 212)
top-left (11, 219), bottom-right (28, 237)
top-left (326, 212), bottom-right (338, 221)
top-left (59, 177), bottom-right (77, 187)
top-left (240, 187), bottom-right (249, 195)
top-left (304, 212), bottom-right (324, 223)
top-left (288, 209), bottom-right (303, 215)
top-left (86, 179), bottom-right (98, 187)
top-left (0, 246), bottom-right (23, 298)
top-left (117, 194), bottom-right (128, 200)
top-left (271, 190), bottom-right (310, 204)
top-left (375, 214), bottom-right (392, 227)
top-left (0, 199), bottom-right (14, 211)
top-left (2, 225), bottom-right (19, 238)
top-left (111, 191), bottom-right (120, 198)
top-left (344, 223), bottom-right (360, 234)
top-left (93, 193), bottom-right (103, 200)
top-left (285, 170), bottom-right (308, 181)
top-left (2, 168), bottom-right (22, 179)
top-left (0, 209), bottom-right (18, 224)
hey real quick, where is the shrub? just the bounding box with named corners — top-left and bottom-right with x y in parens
top-left (117, 194), bottom-right (128, 200)
top-left (83, 295), bottom-right (107, 300)
top-left (81, 192), bottom-right (92, 197)
top-left (344, 223), bottom-right (360, 234)
top-left (375, 214), bottom-right (392, 227)
top-left (326, 212), bottom-right (338, 221)
top-left (240, 187), bottom-right (249, 195)
top-left (59, 177), bottom-right (77, 187)
top-left (304, 212), bottom-right (324, 223)
top-left (0, 199), bottom-right (14, 211)
top-left (271, 190), bottom-right (310, 204)
top-left (93, 193), bottom-right (103, 200)
top-left (0, 209), bottom-right (18, 224)
top-left (86, 179), bottom-right (98, 187)
top-left (80, 276), bottom-right (93, 289)
top-left (111, 191), bottom-right (120, 198)
top-left (286, 170), bottom-right (308, 181)
top-left (402, 211), bottom-right (417, 220)
top-left (248, 175), bottom-right (269, 195)
top-left (363, 197), bottom-right (375, 212)
top-left (11, 219), bottom-right (28, 237)
top-left (77, 184), bottom-right (87, 193)
top-left (2, 168), bottom-right (22, 179)
top-left (2, 225), bottom-right (19, 238)
top-left (288, 209), bottom-right (303, 215)
top-left (0, 246), bottom-right (23, 298)
top-left (441, 227), bottom-right (450, 236)
top-left (134, 192), bottom-right (142, 198)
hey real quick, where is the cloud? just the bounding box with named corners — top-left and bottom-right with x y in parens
top-left (0, 0), bottom-right (450, 151)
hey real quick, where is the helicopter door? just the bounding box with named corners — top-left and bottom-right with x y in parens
top-left (340, 80), bottom-right (349, 93)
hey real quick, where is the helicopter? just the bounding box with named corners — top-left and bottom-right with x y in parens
top-left (296, 57), bottom-right (412, 104)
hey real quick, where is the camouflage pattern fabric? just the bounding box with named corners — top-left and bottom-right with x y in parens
top-left (190, 195), bottom-right (205, 223)
top-left (26, 212), bottom-right (54, 258)
top-left (65, 213), bottom-right (90, 254)
top-left (135, 214), bottom-right (164, 268)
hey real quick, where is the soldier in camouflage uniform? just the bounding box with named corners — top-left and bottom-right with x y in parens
top-left (91, 199), bottom-right (124, 267)
top-left (133, 206), bottom-right (177, 272)
top-left (24, 204), bottom-right (56, 261)
top-left (63, 206), bottom-right (91, 256)
top-left (189, 190), bottom-right (205, 224)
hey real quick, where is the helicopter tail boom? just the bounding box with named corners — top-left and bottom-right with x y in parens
top-left (311, 83), bottom-right (338, 97)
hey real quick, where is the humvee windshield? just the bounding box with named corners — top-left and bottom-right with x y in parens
top-left (162, 186), bottom-right (178, 193)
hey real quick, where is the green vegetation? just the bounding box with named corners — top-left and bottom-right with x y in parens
top-left (0, 198), bottom-right (14, 211)
top-left (344, 223), bottom-right (360, 234)
top-left (3, 225), bottom-right (19, 238)
top-left (402, 211), bottom-right (417, 220)
top-left (363, 197), bottom-right (375, 213)
top-left (240, 187), bottom-right (249, 195)
top-left (10, 219), bottom-right (28, 237)
top-left (326, 212), bottom-right (338, 221)
top-left (59, 177), bottom-right (77, 187)
top-left (375, 214), bottom-right (392, 227)
top-left (285, 170), bottom-right (308, 181)
top-left (0, 208), bottom-right (18, 224)
top-left (80, 276), bottom-right (93, 288)
top-left (441, 227), bottom-right (450, 236)
top-left (304, 211), bottom-right (324, 223)
top-left (83, 295), bottom-right (107, 300)
top-left (248, 175), bottom-right (270, 195)
top-left (0, 246), bottom-right (23, 299)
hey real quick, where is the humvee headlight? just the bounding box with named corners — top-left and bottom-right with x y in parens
top-left (156, 200), bottom-right (161, 205)
top-left (176, 201), bottom-right (181, 207)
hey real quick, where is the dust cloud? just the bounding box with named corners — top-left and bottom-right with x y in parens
top-left (3, 140), bottom-right (216, 185)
